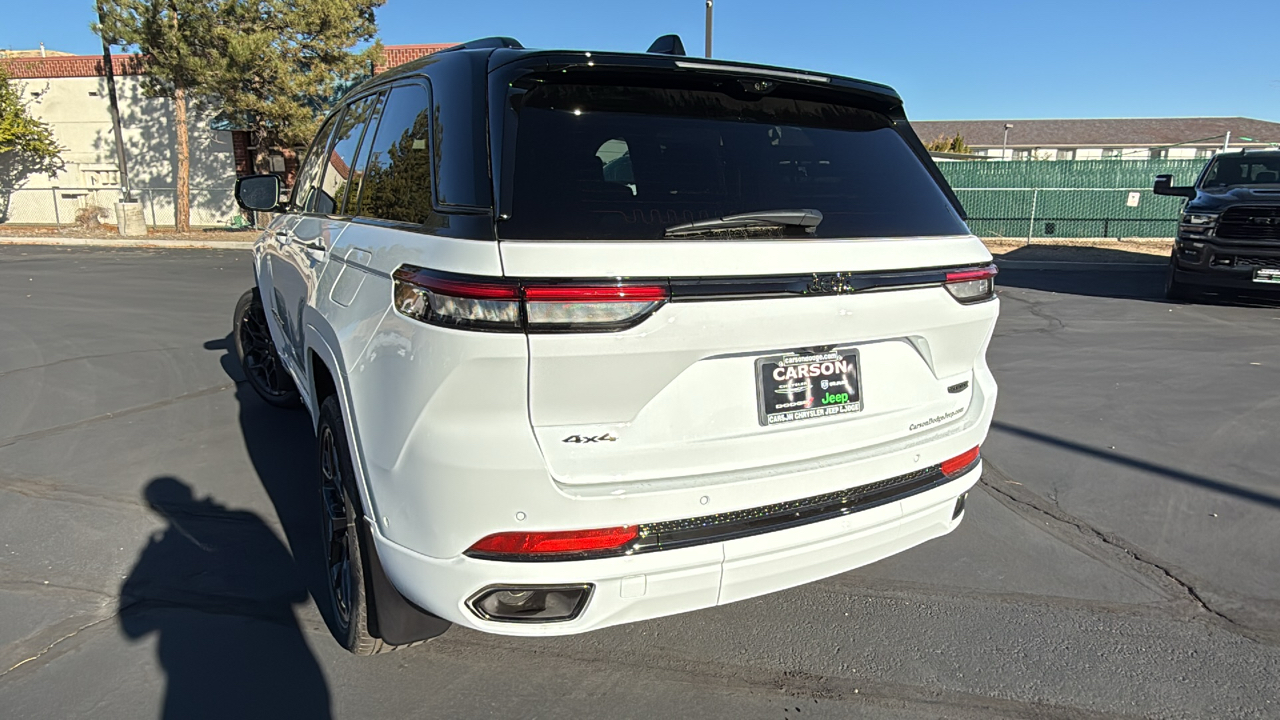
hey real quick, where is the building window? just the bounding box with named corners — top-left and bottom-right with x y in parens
top-left (1056, 149), bottom-right (1075, 161)
top-left (1102, 148), bottom-right (1124, 160)
top-left (1013, 149), bottom-right (1031, 160)
top-left (1196, 148), bottom-right (1215, 159)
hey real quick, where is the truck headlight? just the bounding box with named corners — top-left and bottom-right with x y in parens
top-left (1181, 213), bottom-right (1218, 226)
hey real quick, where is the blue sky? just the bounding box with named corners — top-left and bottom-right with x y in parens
top-left (5, 0), bottom-right (1278, 122)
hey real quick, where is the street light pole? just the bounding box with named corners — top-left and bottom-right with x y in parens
top-left (1002, 123), bottom-right (1013, 161)
top-left (705, 0), bottom-right (713, 58)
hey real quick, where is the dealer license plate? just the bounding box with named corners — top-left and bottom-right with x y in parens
top-left (755, 348), bottom-right (862, 426)
top-left (1254, 268), bottom-right (1280, 284)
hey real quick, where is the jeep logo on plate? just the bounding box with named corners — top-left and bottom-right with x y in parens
top-left (807, 273), bottom-right (859, 295)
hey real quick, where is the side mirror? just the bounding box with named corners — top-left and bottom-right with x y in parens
top-left (1153, 174), bottom-right (1196, 198)
top-left (234, 174), bottom-right (284, 212)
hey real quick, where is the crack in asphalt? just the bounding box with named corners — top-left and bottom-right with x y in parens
top-left (0, 474), bottom-right (286, 534)
top-left (992, 290), bottom-right (1067, 337)
top-left (0, 382), bottom-right (235, 449)
top-left (979, 458), bottom-right (1263, 643)
top-left (0, 612), bottom-right (117, 680)
top-left (0, 346), bottom-right (188, 380)
top-left (433, 633), bottom-right (1150, 720)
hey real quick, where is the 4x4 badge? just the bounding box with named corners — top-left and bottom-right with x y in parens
top-left (563, 433), bottom-right (618, 444)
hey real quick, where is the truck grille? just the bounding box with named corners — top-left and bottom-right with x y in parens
top-left (1226, 255), bottom-right (1280, 269)
top-left (1218, 207), bottom-right (1280, 241)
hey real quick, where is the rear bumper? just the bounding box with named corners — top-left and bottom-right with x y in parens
top-left (371, 463), bottom-right (980, 636)
top-left (1172, 238), bottom-right (1280, 291)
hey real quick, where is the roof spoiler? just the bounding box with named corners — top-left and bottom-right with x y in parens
top-left (646, 34), bottom-right (686, 56)
top-left (441, 37), bottom-right (524, 53)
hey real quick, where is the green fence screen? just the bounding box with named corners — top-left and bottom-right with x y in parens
top-left (936, 159), bottom-right (1206, 239)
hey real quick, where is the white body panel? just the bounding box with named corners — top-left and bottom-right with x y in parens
top-left (254, 218), bottom-right (998, 635)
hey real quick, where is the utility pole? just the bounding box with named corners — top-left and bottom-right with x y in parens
top-left (97, 0), bottom-right (132, 202)
top-left (1222, 131), bottom-right (1231, 152)
top-left (705, 0), bottom-right (713, 58)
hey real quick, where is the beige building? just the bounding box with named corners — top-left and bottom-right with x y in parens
top-left (913, 117), bottom-right (1280, 161)
top-left (1, 53), bottom-right (237, 227)
top-left (0, 43), bottom-right (451, 228)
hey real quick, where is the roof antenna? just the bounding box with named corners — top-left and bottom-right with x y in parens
top-left (646, 34), bottom-right (686, 56)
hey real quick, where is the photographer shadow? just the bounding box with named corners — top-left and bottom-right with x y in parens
top-left (119, 476), bottom-right (332, 720)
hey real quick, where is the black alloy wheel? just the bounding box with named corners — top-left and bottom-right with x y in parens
top-left (316, 395), bottom-right (402, 655)
top-left (234, 288), bottom-right (301, 407)
top-left (320, 423), bottom-right (355, 629)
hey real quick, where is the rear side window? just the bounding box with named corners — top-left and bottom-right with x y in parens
top-left (357, 84), bottom-right (438, 225)
top-left (313, 93), bottom-right (381, 215)
top-left (499, 82), bottom-right (967, 240)
top-left (291, 114), bottom-right (341, 212)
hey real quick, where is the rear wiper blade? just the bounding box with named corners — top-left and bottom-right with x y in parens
top-left (663, 209), bottom-right (823, 238)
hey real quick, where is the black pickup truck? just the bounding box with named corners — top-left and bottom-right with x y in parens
top-left (1154, 149), bottom-right (1280, 300)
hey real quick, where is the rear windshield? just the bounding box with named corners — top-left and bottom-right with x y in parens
top-left (498, 81), bottom-right (968, 240)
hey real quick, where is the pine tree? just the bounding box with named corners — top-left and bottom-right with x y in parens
top-left (96, 0), bottom-right (383, 231)
top-left (211, 0), bottom-right (384, 168)
top-left (96, 0), bottom-right (220, 232)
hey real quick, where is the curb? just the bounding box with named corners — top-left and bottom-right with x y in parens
top-left (994, 259), bottom-right (1165, 272)
top-left (0, 236), bottom-right (255, 250)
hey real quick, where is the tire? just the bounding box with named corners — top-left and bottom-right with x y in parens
top-left (318, 396), bottom-right (405, 655)
top-left (234, 288), bottom-right (302, 408)
top-left (1164, 258), bottom-right (1198, 303)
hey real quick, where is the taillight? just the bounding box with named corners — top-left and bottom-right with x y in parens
top-left (524, 284), bottom-right (668, 330)
top-left (944, 265), bottom-right (998, 304)
top-left (392, 268), bottom-right (522, 332)
top-left (466, 526), bottom-right (640, 559)
top-left (393, 266), bottom-right (668, 333)
top-left (941, 446), bottom-right (981, 477)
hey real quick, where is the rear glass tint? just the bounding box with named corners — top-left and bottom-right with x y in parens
top-left (499, 83), bottom-right (967, 240)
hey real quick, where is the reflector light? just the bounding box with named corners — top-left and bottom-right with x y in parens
top-left (941, 446), bottom-right (981, 477)
top-left (468, 526), bottom-right (640, 557)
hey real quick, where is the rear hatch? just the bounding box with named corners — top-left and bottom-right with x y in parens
top-left (491, 57), bottom-right (997, 487)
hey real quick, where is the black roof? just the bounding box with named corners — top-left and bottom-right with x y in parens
top-left (352, 35), bottom-right (901, 104)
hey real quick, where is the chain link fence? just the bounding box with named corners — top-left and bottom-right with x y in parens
top-left (939, 158), bottom-right (1206, 240)
top-left (953, 187), bottom-right (1184, 239)
top-left (0, 187), bottom-right (242, 230)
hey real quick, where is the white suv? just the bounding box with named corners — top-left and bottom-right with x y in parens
top-left (232, 36), bottom-right (998, 654)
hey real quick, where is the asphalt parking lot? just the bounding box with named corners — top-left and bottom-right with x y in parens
top-left (1, 246), bottom-right (1278, 720)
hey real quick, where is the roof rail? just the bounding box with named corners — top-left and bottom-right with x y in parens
top-left (646, 34), bottom-right (686, 56)
top-left (440, 37), bottom-right (524, 53)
